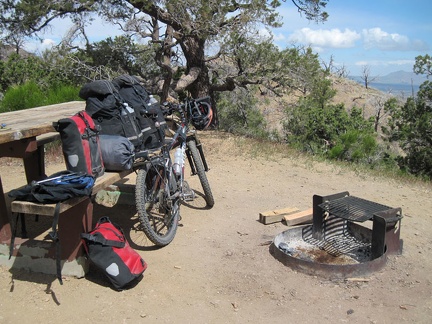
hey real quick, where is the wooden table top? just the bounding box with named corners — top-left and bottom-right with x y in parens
top-left (0, 101), bottom-right (85, 144)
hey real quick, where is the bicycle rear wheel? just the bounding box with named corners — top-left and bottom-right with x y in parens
top-left (187, 139), bottom-right (214, 207)
top-left (135, 161), bottom-right (180, 246)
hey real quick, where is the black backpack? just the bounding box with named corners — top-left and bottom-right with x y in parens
top-left (113, 75), bottom-right (166, 149)
top-left (79, 80), bottom-right (120, 118)
top-left (79, 80), bottom-right (144, 150)
top-left (8, 171), bottom-right (95, 204)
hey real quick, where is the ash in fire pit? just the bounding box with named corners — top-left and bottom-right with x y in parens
top-left (270, 192), bottom-right (403, 279)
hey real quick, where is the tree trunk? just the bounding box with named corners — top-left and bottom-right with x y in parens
top-left (180, 36), bottom-right (210, 96)
top-left (180, 36), bottom-right (218, 127)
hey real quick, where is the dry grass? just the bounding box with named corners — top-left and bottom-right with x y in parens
top-left (200, 130), bottom-right (432, 189)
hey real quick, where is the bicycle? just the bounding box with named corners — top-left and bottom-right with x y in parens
top-left (133, 99), bottom-right (214, 246)
top-left (167, 97), bottom-right (214, 208)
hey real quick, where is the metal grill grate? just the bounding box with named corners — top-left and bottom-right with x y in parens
top-left (302, 222), bottom-right (372, 261)
top-left (318, 196), bottom-right (392, 222)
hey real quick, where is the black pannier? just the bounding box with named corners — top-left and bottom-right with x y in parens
top-left (112, 75), bottom-right (165, 149)
top-left (79, 80), bottom-right (144, 150)
top-left (79, 80), bottom-right (119, 118)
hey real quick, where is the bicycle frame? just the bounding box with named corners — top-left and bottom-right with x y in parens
top-left (134, 103), bottom-right (188, 201)
top-left (167, 101), bottom-right (210, 175)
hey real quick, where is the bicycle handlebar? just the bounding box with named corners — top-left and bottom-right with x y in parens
top-left (162, 102), bottom-right (187, 124)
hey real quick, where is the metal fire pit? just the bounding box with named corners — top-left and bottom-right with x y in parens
top-left (270, 191), bottom-right (403, 279)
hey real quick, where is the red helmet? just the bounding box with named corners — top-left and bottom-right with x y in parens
top-left (190, 100), bottom-right (213, 130)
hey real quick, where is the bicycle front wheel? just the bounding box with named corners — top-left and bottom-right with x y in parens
top-left (187, 139), bottom-right (214, 207)
top-left (135, 162), bottom-right (180, 246)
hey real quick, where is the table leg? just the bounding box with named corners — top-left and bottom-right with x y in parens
top-left (0, 176), bottom-right (12, 243)
top-left (0, 137), bottom-right (45, 243)
top-left (23, 145), bottom-right (46, 182)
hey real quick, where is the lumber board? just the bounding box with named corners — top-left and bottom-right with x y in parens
top-left (0, 101), bottom-right (84, 145)
top-left (259, 207), bottom-right (300, 224)
top-left (283, 208), bottom-right (313, 226)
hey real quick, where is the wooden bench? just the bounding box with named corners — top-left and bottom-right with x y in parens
top-left (11, 170), bottom-right (132, 216)
top-left (9, 168), bottom-right (134, 278)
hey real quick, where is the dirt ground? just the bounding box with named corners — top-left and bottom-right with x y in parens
top-left (1, 131), bottom-right (432, 323)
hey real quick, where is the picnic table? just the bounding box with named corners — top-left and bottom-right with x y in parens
top-left (0, 101), bottom-right (85, 242)
top-left (0, 101), bottom-right (135, 278)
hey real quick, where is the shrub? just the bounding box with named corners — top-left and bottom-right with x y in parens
top-left (283, 97), bottom-right (379, 163)
top-left (0, 81), bottom-right (81, 112)
top-left (216, 88), bottom-right (271, 140)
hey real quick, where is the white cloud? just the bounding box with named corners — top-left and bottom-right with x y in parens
top-left (362, 28), bottom-right (429, 51)
top-left (388, 59), bottom-right (415, 66)
top-left (41, 39), bottom-right (56, 49)
top-left (24, 38), bottom-right (55, 53)
top-left (272, 32), bottom-right (286, 42)
top-left (355, 59), bottom-right (415, 68)
top-left (288, 28), bottom-right (360, 49)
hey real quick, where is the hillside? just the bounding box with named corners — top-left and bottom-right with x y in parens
top-left (258, 75), bottom-right (396, 134)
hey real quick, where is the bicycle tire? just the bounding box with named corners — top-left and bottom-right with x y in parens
top-left (135, 162), bottom-right (179, 246)
top-left (187, 139), bottom-right (215, 207)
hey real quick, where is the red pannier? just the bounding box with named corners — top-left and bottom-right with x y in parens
top-left (54, 110), bottom-right (104, 177)
top-left (81, 217), bottom-right (148, 290)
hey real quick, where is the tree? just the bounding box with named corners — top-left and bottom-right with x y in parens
top-left (414, 54), bottom-right (432, 77)
top-left (360, 65), bottom-right (378, 89)
top-left (371, 96), bottom-right (397, 132)
top-left (382, 54), bottom-right (432, 178)
top-left (0, 0), bottom-right (329, 124)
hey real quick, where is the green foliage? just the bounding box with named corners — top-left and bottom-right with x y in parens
top-left (0, 50), bottom-right (86, 94)
top-left (328, 130), bottom-right (378, 163)
top-left (282, 79), bottom-right (379, 165)
top-left (381, 54), bottom-right (432, 179)
top-left (78, 36), bottom-right (160, 80)
top-left (383, 95), bottom-right (432, 179)
top-left (216, 88), bottom-right (271, 140)
top-left (0, 53), bottom-right (47, 91)
top-left (284, 99), bottom-right (374, 152)
top-left (0, 81), bottom-right (81, 112)
top-left (413, 54), bottom-right (432, 77)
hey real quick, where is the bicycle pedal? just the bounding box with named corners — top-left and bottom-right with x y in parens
top-left (182, 181), bottom-right (195, 201)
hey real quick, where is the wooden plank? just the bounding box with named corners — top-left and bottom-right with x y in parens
top-left (0, 101), bottom-right (84, 145)
top-left (259, 207), bottom-right (300, 224)
top-left (36, 132), bottom-right (60, 146)
top-left (283, 208), bottom-right (313, 226)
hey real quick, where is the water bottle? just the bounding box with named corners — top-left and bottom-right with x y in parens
top-left (149, 95), bottom-right (158, 105)
top-left (173, 147), bottom-right (184, 175)
top-left (121, 102), bottom-right (134, 115)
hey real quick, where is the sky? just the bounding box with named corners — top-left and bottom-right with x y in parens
top-left (24, 0), bottom-right (432, 77)
top-left (274, 0), bottom-right (432, 76)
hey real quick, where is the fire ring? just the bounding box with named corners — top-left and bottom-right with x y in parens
top-left (270, 225), bottom-right (388, 279)
top-left (269, 192), bottom-right (403, 279)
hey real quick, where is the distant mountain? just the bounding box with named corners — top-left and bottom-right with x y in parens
top-left (349, 70), bottom-right (427, 86)
top-left (376, 70), bottom-right (427, 85)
